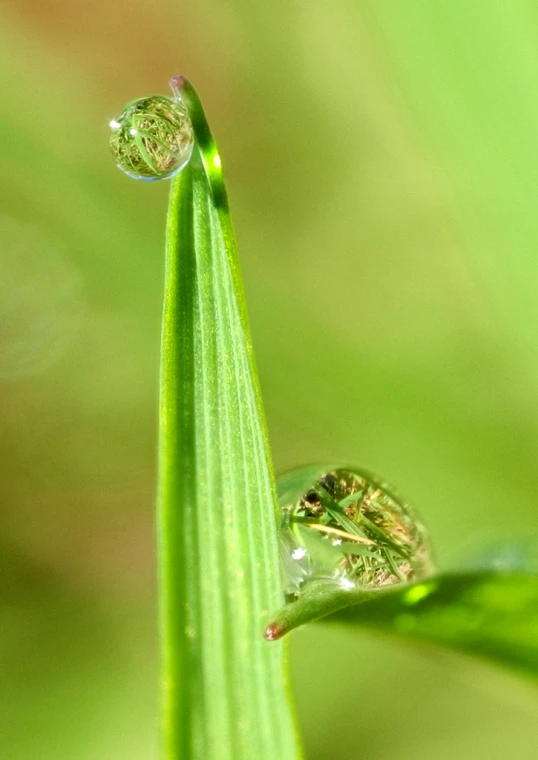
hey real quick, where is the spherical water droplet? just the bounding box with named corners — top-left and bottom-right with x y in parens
top-left (109, 94), bottom-right (194, 181)
top-left (279, 466), bottom-right (433, 598)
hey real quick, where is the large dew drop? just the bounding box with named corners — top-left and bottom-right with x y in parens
top-left (109, 94), bottom-right (194, 181)
top-left (279, 466), bottom-right (433, 598)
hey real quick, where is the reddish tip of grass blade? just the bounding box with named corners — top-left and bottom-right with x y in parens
top-left (264, 622), bottom-right (285, 641)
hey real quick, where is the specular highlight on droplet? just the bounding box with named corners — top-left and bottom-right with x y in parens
top-left (279, 466), bottom-right (433, 599)
top-left (109, 80), bottom-right (194, 181)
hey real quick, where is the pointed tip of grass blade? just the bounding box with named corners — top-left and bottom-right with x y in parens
top-left (265, 582), bottom-right (369, 640)
top-left (169, 74), bottom-right (225, 207)
top-left (264, 622), bottom-right (285, 641)
top-left (265, 572), bottom-right (538, 683)
top-left (169, 74), bottom-right (188, 93)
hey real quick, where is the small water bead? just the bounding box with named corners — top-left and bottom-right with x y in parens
top-left (109, 94), bottom-right (194, 181)
top-left (279, 467), bottom-right (433, 598)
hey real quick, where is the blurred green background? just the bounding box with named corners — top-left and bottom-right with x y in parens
top-left (2, 1), bottom-right (538, 757)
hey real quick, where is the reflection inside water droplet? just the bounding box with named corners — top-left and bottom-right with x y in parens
top-left (279, 467), bottom-right (433, 599)
top-left (109, 91), bottom-right (194, 181)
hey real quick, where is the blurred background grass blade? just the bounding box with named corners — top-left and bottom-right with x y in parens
top-left (267, 573), bottom-right (538, 680)
top-left (158, 81), bottom-right (300, 760)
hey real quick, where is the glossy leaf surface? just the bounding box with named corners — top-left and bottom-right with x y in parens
top-left (267, 571), bottom-right (538, 681)
top-left (158, 79), bottom-right (300, 760)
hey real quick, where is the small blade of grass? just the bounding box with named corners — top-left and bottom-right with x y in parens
top-left (314, 482), bottom-right (408, 559)
top-left (265, 572), bottom-right (538, 681)
top-left (313, 483), bottom-right (370, 538)
top-left (359, 514), bottom-right (410, 559)
top-left (338, 489), bottom-right (367, 509)
top-left (158, 77), bottom-right (301, 760)
top-left (301, 520), bottom-right (375, 546)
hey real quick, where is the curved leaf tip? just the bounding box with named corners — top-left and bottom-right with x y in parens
top-left (266, 571), bottom-right (538, 683)
top-left (264, 622), bottom-right (285, 641)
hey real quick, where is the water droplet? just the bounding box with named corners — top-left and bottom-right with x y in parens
top-left (279, 466), bottom-right (433, 598)
top-left (109, 88), bottom-right (194, 181)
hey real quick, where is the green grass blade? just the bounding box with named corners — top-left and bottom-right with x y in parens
top-left (265, 572), bottom-right (538, 681)
top-left (157, 78), bottom-right (301, 760)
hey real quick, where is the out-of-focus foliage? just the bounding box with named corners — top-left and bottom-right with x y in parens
top-left (2, 1), bottom-right (538, 758)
